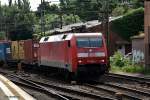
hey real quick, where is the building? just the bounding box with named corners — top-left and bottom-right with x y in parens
top-left (131, 33), bottom-right (145, 64)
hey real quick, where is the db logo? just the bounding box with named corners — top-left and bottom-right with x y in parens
top-left (89, 49), bottom-right (92, 52)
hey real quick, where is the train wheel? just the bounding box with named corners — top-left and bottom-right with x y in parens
top-left (64, 70), bottom-right (71, 81)
top-left (0, 60), bottom-right (4, 67)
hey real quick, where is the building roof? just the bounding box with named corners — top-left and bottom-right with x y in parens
top-left (45, 16), bottom-right (122, 35)
top-left (40, 33), bottom-right (102, 43)
top-left (131, 33), bottom-right (145, 39)
top-left (116, 41), bottom-right (130, 45)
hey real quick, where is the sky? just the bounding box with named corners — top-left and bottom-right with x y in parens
top-left (0, 0), bottom-right (59, 11)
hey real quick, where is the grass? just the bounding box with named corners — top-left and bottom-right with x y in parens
top-left (111, 65), bottom-right (150, 75)
top-left (110, 51), bottom-right (150, 75)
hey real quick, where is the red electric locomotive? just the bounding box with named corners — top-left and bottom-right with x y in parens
top-left (39, 33), bottom-right (109, 79)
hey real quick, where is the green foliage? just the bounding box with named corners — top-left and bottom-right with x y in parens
top-left (62, 14), bottom-right (81, 25)
top-left (110, 51), bottom-right (131, 67)
top-left (110, 51), bottom-right (150, 74)
top-left (0, 32), bottom-right (5, 40)
top-left (112, 6), bottom-right (125, 17)
top-left (111, 8), bottom-right (144, 40)
top-left (111, 65), bottom-right (146, 74)
top-left (121, 65), bottom-right (144, 73)
top-left (37, 3), bottom-right (59, 16)
top-left (59, 0), bottom-right (118, 21)
top-left (132, 0), bottom-right (144, 9)
top-left (0, 1), bottom-right (37, 40)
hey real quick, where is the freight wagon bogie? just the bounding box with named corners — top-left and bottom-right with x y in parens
top-left (8, 39), bottom-right (39, 68)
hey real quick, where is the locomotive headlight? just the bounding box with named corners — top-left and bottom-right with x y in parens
top-left (101, 60), bottom-right (105, 62)
top-left (95, 52), bottom-right (105, 57)
top-left (78, 60), bottom-right (82, 63)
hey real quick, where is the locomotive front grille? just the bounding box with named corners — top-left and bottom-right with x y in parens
top-left (77, 52), bottom-right (105, 57)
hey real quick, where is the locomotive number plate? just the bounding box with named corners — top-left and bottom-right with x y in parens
top-left (87, 60), bottom-right (96, 63)
top-left (89, 53), bottom-right (95, 57)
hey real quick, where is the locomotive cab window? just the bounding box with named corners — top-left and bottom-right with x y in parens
top-left (44, 37), bottom-right (49, 41)
top-left (62, 35), bottom-right (67, 39)
top-left (68, 40), bottom-right (71, 47)
top-left (77, 37), bottom-right (103, 48)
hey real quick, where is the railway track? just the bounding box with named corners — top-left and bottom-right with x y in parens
top-left (85, 81), bottom-right (150, 100)
top-left (13, 74), bottom-right (150, 100)
top-left (0, 70), bottom-right (115, 100)
top-left (84, 83), bottom-right (141, 100)
top-left (0, 68), bottom-right (150, 100)
top-left (8, 74), bottom-right (74, 100)
top-left (106, 73), bottom-right (150, 86)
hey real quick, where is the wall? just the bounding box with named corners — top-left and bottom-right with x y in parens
top-left (132, 38), bottom-right (144, 64)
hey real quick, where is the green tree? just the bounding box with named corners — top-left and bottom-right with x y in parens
top-left (112, 6), bottom-right (125, 17)
top-left (59, 0), bottom-right (118, 21)
top-left (8, 0), bottom-right (12, 7)
top-left (111, 8), bottom-right (144, 40)
top-left (132, 0), bottom-right (144, 8)
top-left (0, 0), bottom-right (37, 40)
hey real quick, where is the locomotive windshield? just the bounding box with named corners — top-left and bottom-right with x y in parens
top-left (77, 37), bottom-right (103, 48)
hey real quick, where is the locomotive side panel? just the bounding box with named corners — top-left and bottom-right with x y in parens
top-left (39, 40), bottom-right (73, 71)
top-left (70, 36), bottom-right (78, 72)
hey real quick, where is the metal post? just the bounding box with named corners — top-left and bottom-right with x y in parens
top-left (41, 0), bottom-right (45, 36)
top-left (144, 0), bottom-right (150, 69)
top-left (41, 0), bottom-right (43, 36)
top-left (106, 0), bottom-right (109, 53)
top-left (60, 13), bottom-right (63, 29)
top-left (43, 0), bottom-right (46, 36)
top-left (97, 0), bottom-right (110, 65)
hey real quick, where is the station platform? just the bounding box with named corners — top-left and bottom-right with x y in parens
top-left (0, 74), bottom-right (35, 100)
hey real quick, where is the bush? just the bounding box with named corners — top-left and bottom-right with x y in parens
top-left (122, 65), bottom-right (144, 73)
top-left (111, 7), bottom-right (144, 41)
top-left (110, 51), bottom-right (131, 67)
top-left (110, 51), bottom-right (150, 74)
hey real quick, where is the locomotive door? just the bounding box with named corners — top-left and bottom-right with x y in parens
top-left (65, 40), bottom-right (71, 71)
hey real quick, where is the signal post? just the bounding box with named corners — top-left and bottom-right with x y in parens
top-left (145, 0), bottom-right (150, 69)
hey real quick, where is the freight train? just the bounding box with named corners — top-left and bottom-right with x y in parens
top-left (0, 33), bottom-right (109, 80)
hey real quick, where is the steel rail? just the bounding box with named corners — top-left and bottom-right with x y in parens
top-left (11, 79), bottom-right (80, 100)
top-left (26, 79), bottom-right (116, 100)
top-left (107, 73), bottom-right (150, 85)
top-left (104, 82), bottom-right (150, 97)
top-left (7, 74), bottom-right (70, 100)
top-left (8, 74), bottom-right (115, 100)
top-left (85, 84), bottom-right (141, 100)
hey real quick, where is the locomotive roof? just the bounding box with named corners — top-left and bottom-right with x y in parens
top-left (40, 33), bottom-right (102, 43)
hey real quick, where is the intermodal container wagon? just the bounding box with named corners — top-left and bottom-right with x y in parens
top-left (11, 41), bottom-right (24, 60)
top-left (11, 41), bottom-right (19, 60)
top-left (0, 42), bottom-right (11, 62)
top-left (23, 39), bottom-right (39, 65)
top-left (18, 40), bottom-right (24, 60)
